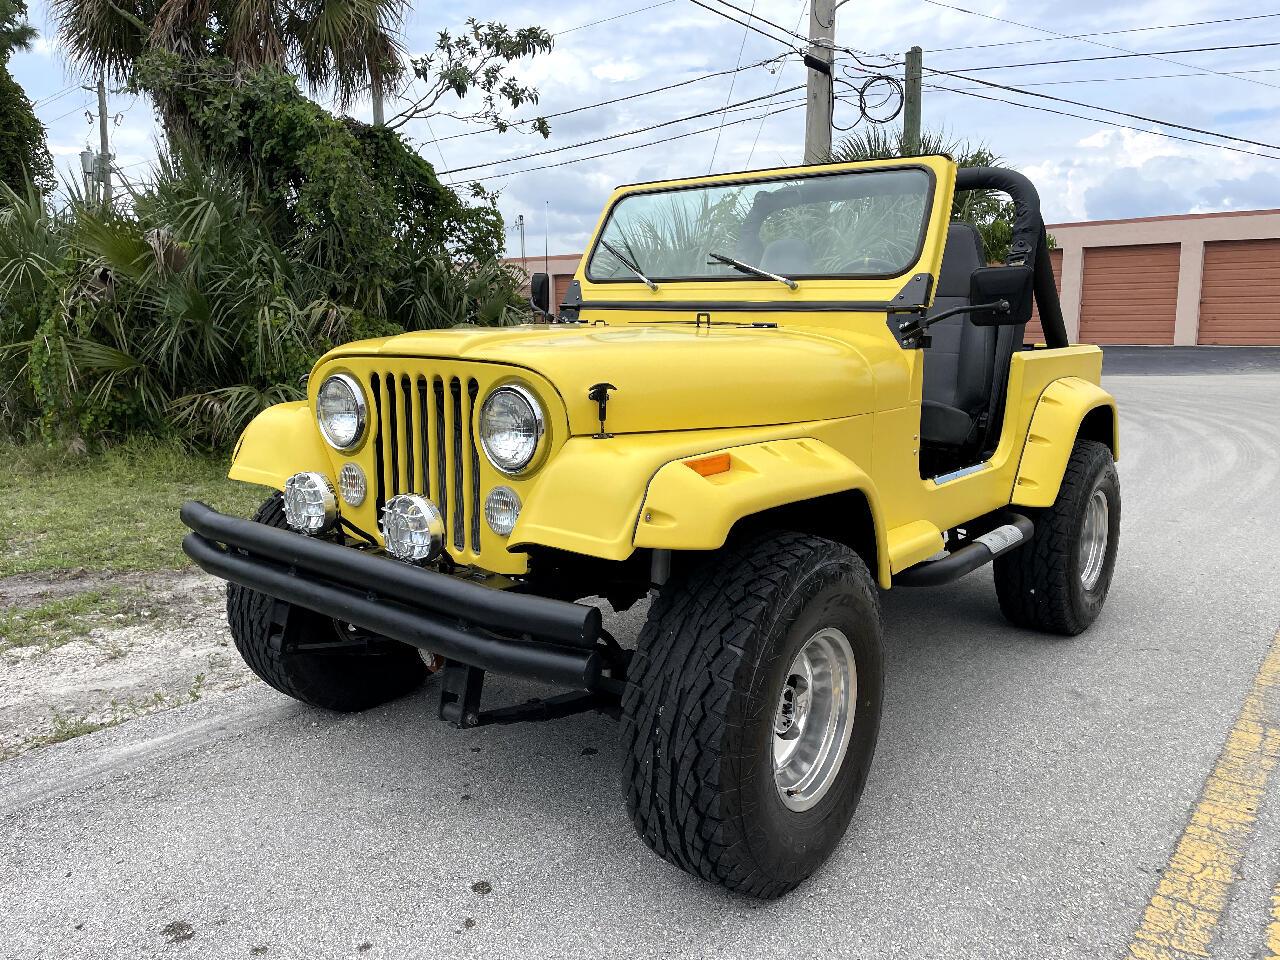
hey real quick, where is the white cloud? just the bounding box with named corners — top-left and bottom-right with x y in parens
top-left (11, 0), bottom-right (1278, 252)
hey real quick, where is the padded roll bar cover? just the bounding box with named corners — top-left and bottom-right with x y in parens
top-left (954, 166), bottom-right (1068, 349)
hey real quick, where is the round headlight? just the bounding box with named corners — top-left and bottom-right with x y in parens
top-left (283, 472), bottom-right (338, 535)
top-left (479, 385), bottom-right (545, 474)
top-left (381, 494), bottom-right (445, 564)
top-left (484, 486), bottom-right (522, 537)
top-left (317, 373), bottom-right (367, 451)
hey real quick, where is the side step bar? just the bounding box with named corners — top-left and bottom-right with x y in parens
top-left (894, 513), bottom-right (1034, 587)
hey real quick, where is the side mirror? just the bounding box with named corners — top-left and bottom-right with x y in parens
top-left (968, 265), bottom-right (1034, 326)
top-left (529, 272), bottom-right (552, 316)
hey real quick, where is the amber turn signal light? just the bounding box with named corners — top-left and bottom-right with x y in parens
top-left (685, 453), bottom-right (731, 477)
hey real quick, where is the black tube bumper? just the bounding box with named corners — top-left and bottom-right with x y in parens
top-left (180, 501), bottom-right (606, 690)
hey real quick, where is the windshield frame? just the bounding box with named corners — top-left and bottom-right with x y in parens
top-left (583, 162), bottom-right (938, 286)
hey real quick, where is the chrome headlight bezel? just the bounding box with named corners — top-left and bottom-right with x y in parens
top-left (478, 383), bottom-right (547, 476)
top-left (316, 372), bottom-right (367, 452)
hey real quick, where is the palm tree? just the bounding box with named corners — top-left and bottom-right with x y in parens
top-left (828, 126), bottom-right (1023, 261)
top-left (0, 0), bottom-right (37, 57)
top-left (51, 0), bottom-right (406, 114)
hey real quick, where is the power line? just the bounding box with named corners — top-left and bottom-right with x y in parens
top-left (45, 100), bottom-right (91, 125)
top-left (933, 42), bottom-right (1280, 77)
top-left (465, 102), bottom-right (806, 184)
top-left (686, 0), bottom-right (804, 53)
top-left (556, 0), bottom-right (679, 35)
top-left (433, 56), bottom-right (788, 143)
top-left (923, 82), bottom-right (1280, 161)
top-left (927, 11), bottom-right (1280, 54)
top-left (438, 84), bottom-right (804, 175)
top-left (920, 2), bottom-right (1280, 91)
top-left (940, 66), bottom-right (1280, 91)
top-left (748, 0), bottom-right (808, 166)
top-left (919, 63), bottom-right (1280, 153)
top-left (708, 0), bottom-right (759, 172)
top-left (34, 84), bottom-right (79, 109)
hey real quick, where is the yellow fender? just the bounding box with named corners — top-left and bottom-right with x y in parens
top-left (1011, 377), bottom-right (1119, 509)
top-left (634, 438), bottom-right (890, 586)
top-left (228, 401), bottom-right (331, 489)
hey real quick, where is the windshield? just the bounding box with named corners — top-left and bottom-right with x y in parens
top-left (586, 166), bottom-right (932, 283)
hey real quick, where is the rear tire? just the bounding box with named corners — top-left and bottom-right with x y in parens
top-left (226, 493), bottom-right (429, 712)
top-left (621, 532), bottom-right (883, 898)
top-left (994, 439), bottom-right (1120, 635)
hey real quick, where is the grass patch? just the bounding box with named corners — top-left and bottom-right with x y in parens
top-left (0, 438), bottom-right (267, 577)
top-left (27, 711), bottom-right (119, 748)
top-left (0, 586), bottom-right (151, 651)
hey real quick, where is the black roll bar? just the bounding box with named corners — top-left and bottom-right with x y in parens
top-left (955, 166), bottom-right (1068, 348)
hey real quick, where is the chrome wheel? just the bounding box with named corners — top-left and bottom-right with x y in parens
top-left (1079, 487), bottom-right (1110, 591)
top-left (773, 627), bottom-right (858, 812)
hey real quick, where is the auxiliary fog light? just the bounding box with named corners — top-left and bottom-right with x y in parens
top-left (381, 494), bottom-right (445, 563)
top-left (283, 472), bottom-right (339, 535)
top-left (484, 486), bottom-right (522, 537)
top-left (338, 463), bottom-right (367, 507)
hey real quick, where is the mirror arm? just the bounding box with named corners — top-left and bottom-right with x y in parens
top-left (897, 299), bottom-right (1009, 342)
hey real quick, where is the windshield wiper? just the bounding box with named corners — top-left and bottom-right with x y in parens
top-left (600, 239), bottom-right (658, 290)
top-left (707, 252), bottom-right (798, 290)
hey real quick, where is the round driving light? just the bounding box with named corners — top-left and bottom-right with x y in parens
top-left (381, 494), bottom-right (445, 563)
top-left (484, 486), bottom-right (522, 537)
top-left (338, 463), bottom-right (366, 506)
top-left (317, 373), bottom-right (367, 451)
top-left (282, 472), bottom-right (338, 535)
top-left (479, 384), bottom-right (545, 474)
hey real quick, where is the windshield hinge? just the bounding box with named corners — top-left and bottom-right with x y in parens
top-left (888, 273), bottom-right (934, 313)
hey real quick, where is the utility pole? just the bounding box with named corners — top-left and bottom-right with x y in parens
top-left (803, 0), bottom-right (837, 164)
top-left (903, 46), bottom-right (923, 157)
top-left (97, 76), bottom-right (112, 206)
top-left (516, 214), bottom-right (527, 266)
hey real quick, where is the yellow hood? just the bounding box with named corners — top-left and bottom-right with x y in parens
top-left (324, 323), bottom-right (878, 435)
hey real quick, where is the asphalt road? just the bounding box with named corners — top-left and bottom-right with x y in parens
top-left (3, 360), bottom-right (1280, 960)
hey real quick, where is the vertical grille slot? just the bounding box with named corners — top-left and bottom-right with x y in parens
top-left (384, 373), bottom-right (400, 497)
top-left (370, 374), bottom-right (386, 511)
top-left (400, 375), bottom-right (414, 493)
top-left (433, 377), bottom-right (447, 529)
top-left (416, 376), bottom-right (431, 500)
top-left (450, 377), bottom-right (465, 550)
top-left (468, 379), bottom-right (481, 552)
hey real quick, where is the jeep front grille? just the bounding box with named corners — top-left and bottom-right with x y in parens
top-left (369, 371), bottom-right (482, 556)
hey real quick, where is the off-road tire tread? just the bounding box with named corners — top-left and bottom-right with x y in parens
top-left (226, 494), bottom-right (427, 712)
top-left (620, 532), bottom-right (878, 899)
top-left (994, 439), bottom-right (1117, 635)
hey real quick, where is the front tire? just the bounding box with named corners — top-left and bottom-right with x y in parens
top-left (227, 493), bottom-right (429, 712)
top-left (994, 439), bottom-right (1120, 635)
top-left (621, 532), bottom-right (883, 898)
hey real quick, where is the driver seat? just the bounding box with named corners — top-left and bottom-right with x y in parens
top-left (920, 223), bottom-right (998, 449)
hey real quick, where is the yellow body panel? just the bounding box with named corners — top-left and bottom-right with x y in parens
top-left (226, 155), bottom-right (1118, 588)
top-left (229, 402), bottom-right (330, 488)
top-left (1012, 376), bottom-right (1118, 507)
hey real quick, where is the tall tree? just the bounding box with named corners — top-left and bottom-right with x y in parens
top-left (0, 0), bottom-right (54, 193)
top-left (52, 0), bottom-right (408, 118)
top-left (828, 127), bottom-right (1040, 262)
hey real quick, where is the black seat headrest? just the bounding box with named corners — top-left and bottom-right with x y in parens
top-left (936, 223), bottom-right (986, 298)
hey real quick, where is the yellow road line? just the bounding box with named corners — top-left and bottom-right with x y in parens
top-left (1266, 887), bottom-right (1280, 960)
top-left (1128, 627), bottom-right (1280, 960)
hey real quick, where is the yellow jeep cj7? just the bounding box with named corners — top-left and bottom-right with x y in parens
top-left (182, 155), bottom-right (1120, 897)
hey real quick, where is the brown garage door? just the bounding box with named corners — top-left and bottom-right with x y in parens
top-left (1026, 247), bottom-right (1063, 345)
top-left (1079, 244), bottom-right (1179, 344)
top-left (554, 274), bottom-right (574, 310)
top-left (1198, 239), bottom-right (1280, 345)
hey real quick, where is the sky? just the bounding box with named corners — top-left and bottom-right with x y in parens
top-left (9, 0), bottom-right (1280, 256)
